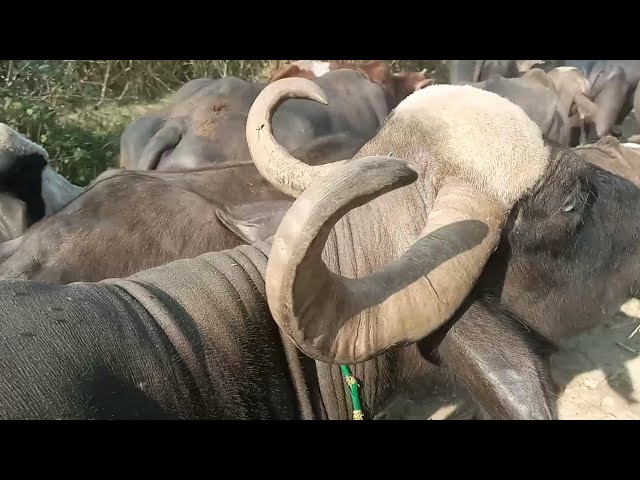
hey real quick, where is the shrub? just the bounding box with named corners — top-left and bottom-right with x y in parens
top-left (0, 60), bottom-right (445, 186)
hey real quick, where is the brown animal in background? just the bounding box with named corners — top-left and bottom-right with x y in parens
top-left (573, 136), bottom-right (640, 185)
top-left (267, 61), bottom-right (326, 82)
top-left (329, 61), bottom-right (433, 108)
top-left (268, 60), bottom-right (433, 110)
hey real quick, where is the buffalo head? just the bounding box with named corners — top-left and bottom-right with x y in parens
top-left (247, 79), bottom-right (550, 363)
top-left (247, 78), bottom-right (640, 371)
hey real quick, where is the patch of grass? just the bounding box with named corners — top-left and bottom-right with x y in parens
top-left (52, 99), bottom-right (170, 186)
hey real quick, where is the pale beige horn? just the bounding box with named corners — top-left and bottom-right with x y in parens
top-left (246, 77), bottom-right (349, 198)
top-left (267, 156), bottom-right (509, 365)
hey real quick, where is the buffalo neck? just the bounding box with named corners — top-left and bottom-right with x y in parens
top-left (308, 139), bottom-right (435, 419)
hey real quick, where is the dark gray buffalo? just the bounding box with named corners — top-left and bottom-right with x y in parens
top-left (0, 82), bottom-right (639, 420)
top-left (0, 133), bottom-right (364, 281)
top-left (120, 65), bottom-right (423, 172)
top-left (268, 60), bottom-right (433, 109)
top-left (119, 76), bottom-right (264, 171)
top-left (565, 60), bottom-right (640, 140)
top-left (448, 60), bottom-right (519, 84)
top-left (0, 123), bottom-right (84, 242)
top-left (461, 74), bottom-right (572, 146)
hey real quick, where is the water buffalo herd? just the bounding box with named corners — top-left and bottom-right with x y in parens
top-left (0, 59), bottom-right (639, 420)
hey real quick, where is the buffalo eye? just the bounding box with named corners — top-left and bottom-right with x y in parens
top-left (561, 184), bottom-right (581, 212)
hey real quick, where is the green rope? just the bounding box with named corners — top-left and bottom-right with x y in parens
top-left (340, 364), bottom-right (364, 420)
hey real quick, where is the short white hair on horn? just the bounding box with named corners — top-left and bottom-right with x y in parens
top-left (555, 66), bottom-right (578, 72)
top-left (392, 84), bottom-right (551, 206)
top-left (0, 123), bottom-right (49, 161)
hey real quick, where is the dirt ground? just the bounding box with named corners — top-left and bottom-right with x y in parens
top-left (378, 299), bottom-right (640, 420)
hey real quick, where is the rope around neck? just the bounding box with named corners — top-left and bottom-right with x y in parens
top-left (340, 364), bottom-right (364, 420)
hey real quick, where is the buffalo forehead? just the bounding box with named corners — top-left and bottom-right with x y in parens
top-left (393, 84), bottom-right (550, 206)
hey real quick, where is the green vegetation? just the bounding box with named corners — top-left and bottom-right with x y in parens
top-left (0, 60), bottom-right (445, 186)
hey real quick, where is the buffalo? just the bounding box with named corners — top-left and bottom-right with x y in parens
top-left (459, 73), bottom-right (573, 146)
top-left (573, 136), bottom-right (640, 185)
top-left (119, 64), bottom-right (429, 173)
top-left (0, 82), bottom-right (639, 420)
top-left (0, 132), bottom-right (364, 281)
top-left (0, 123), bottom-right (83, 242)
top-left (565, 60), bottom-right (640, 141)
top-left (448, 60), bottom-right (519, 84)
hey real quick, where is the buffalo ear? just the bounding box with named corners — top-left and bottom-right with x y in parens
top-left (215, 200), bottom-right (293, 244)
top-left (0, 193), bottom-right (29, 242)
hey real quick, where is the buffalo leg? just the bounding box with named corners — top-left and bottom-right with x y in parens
top-left (579, 116), bottom-right (587, 146)
top-left (590, 75), bottom-right (629, 140)
top-left (418, 299), bottom-right (558, 420)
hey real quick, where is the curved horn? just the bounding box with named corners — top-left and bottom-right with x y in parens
top-left (246, 78), bottom-right (349, 198)
top-left (138, 124), bottom-right (182, 171)
top-left (267, 155), bottom-right (507, 364)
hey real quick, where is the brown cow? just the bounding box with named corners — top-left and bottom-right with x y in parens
top-left (268, 60), bottom-right (433, 111)
top-left (448, 60), bottom-right (520, 84)
top-left (0, 133), bottom-right (365, 283)
top-left (267, 60), bottom-right (326, 81)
